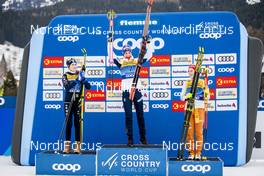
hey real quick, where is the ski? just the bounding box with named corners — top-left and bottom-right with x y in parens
top-left (203, 66), bottom-right (209, 144)
top-left (80, 48), bottom-right (87, 143)
top-left (129, 0), bottom-right (154, 100)
top-left (107, 10), bottom-right (116, 93)
top-left (177, 46), bottom-right (205, 159)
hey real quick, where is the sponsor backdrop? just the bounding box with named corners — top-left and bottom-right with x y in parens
top-left (27, 12), bottom-right (242, 166)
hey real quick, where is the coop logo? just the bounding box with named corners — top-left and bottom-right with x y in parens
top-left (174, 92), bottom-right (181, 97)
top-left (172, 101), bottom-right (185, 112)
top-left (108, 70), bottom-right (121, 75)
top-left (43, 91), bottom-right (63, 101)
top-left (150, 55), bottom-right (171, 66)
top-left (44, 104), bottom-right (61, 110)
top-left (218, 67), bottom-right (235, 73)
top-left (200, 33), bottom-right (222, 39)
top-left (57, 36), bottom-right (79, 43)
top-left (113, 37), bottom-right (164, 54)
top-left (216, 76), bottom-right (237, 88)
top-left (52, 163), bottom-right (81, 173)
top-left (90, 81), bottom-right (105, 86)
top-left (216, 54), bottom-right (237, 64)
top-left (152, 104), bottom-right (169, 109)
top-left (43, 57), bottom-right (63, 67)
top-left (171, 55), bottom-right (192, 66)
top-left (85, 68), bottom-right (105, 78)
top-left (181, 164), bottom-right (211, 174)
top-left (258, 100), bottom-right (264, 110)
top-left (0, 97), bottom-right (5, 106)
top-left (120, 20), bottom-right (158, 26)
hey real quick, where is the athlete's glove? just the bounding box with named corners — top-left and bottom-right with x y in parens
top-left (185, 93), bottom-right (192, 100)
top-left (78, 71), bottom-right (85, 81)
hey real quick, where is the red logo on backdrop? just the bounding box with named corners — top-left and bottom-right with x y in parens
top-left (150, 55), bottom-right (171, 66)
top-left (43, 57), bottom-right (64, 67)
top-left (85, 90), bottom-right (105, 101)
top-left (106, 79), bottom-right (122, 91)
top-left (216, 76), bottom-right (237, 88)
top-left (139, 67), bottom-right (149, 78)
top-left (209, 89), bottom-right (215, 100)
top-left (172, 101), bottom-right (185, 112)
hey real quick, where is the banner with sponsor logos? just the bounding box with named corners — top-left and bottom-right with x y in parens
top-left (18, 12), bottom-right (249, 166)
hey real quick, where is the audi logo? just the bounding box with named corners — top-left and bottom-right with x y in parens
top-left (174, 92), bottom-right (181, 97)
top-left (52, 163), bottom-right (81, 173)
top-left (218, 67), bottom-right (235, 73)
top-left (217, 56), bottom-right (235, 62)
top-left (152, 92), bottom-right (169, 98)
top-left (57, 36), bottom-right (79, 43)
top-left (199, 33), bottom-right (222, 39)
top-left (152, 104), bottom-right (169, 109)
top-left (45, 93), bottom-right (61, 99)
top-left (174, 80), bottom-right (185, 86)
top-left (87, 70), bottom-right (104, 76)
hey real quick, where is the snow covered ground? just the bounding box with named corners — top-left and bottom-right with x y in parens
top-left (0, 156), bottom-right (264, 176)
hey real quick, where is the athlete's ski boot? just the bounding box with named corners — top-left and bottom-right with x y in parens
top-left (63, 141), bottom-right (71, 154)
top-left (74, 141), bottom-right (82, 154)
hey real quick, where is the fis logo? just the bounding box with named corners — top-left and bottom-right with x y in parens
top-left (181, 164), bottom-right (211, 174)
top-left (101, 152), bottom-right (119, 170)
top-left (52, 163), bottom-right (81, 173)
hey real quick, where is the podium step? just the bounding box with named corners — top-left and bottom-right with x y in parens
top-left (97, 144), bottom-right (168, 175)
top-left (36, 150), bottom-right (96, 175)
